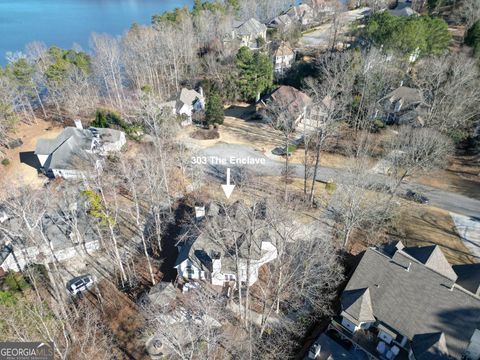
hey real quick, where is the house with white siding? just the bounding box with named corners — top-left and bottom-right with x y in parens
top-left (174, 202), bottom-right (277, 287)
top-left (35, 126), bottom-right (126, 179)
top-left (0, 203), bottom-right (100, 272)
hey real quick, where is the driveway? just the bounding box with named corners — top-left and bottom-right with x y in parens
top-left (199, 143), bottom-right (480, 219)
top-left (450, 213), bottom-right (480, 258)
top-left (300, 7), bottom-right (371, 48)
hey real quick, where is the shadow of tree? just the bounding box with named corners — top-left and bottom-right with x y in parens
top-left (434, 307), bottom-right (480, 358)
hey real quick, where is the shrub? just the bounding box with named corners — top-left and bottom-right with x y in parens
top-left (286, 144), bottom-right (297, 155)
top-left (465, 21), bottom-right (480, 58)
top-left (0, 291), bottom-right (17, 306)
top-left (92, 108), bottom-right (143, 140)
top-left (326, 181), bottom-right (337, 194)
top-left (1, 158), bottom-right (10, 166)
top-left (4, 272), bottom-right (29, 292)
top-left (92, 108), bottom-right (123, 128)
top-left (371, 119), bottom-right (386, 133)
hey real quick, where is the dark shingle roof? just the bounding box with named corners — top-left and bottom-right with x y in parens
top-left (403, 245), bottom-right (458, 281)
top-left (342, 246), bottom-right (480, 359)
top-left (35, 127), bottom-right (124, 171)
top-left (341, 288), bottom-right (375, 323)
top-left (235, 18), bottom-right (267, 37)
top-left (411, 332), bottom-right (450, 360)
top-left (175, 202), bottom-right (270, 274)
top-left (453, 263), bottom-right (480, 296)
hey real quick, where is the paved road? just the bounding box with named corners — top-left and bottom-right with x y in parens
top-left (199, 143), bottom-right (480, 218)
top-left (300, 7), bottom-right (371, 48)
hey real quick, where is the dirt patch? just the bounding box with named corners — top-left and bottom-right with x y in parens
top-left (0, 119), bottom-right (63, 194)
top-left (190, 128), bottom-right (220, 140)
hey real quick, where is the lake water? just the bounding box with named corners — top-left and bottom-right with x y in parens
top-left (0, 0), bottom-right (194, 65)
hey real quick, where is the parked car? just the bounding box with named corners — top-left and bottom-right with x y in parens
top-left (405, 190), bottom-right (429, 204)
top-left (66, 274), bottom-right (94, 295)
top-left (183, 281), bottom-right (200, 293)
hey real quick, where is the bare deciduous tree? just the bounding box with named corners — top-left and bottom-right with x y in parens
top-left (387, 126), bottom-right (453, 195)
top-left (414, 53), bottom-right (480, 141)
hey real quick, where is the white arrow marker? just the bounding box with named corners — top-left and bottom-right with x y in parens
top-left (221, 168), bottom-right (235, 199)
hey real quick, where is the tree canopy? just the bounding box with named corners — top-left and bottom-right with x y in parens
top-left (44, 47), bottom-right (91, 82)
top-left (235, 46), bottom-right (273, 101)
top-left (205, 88), bottom-right (225, 125)
top-left (365, 13), bottom-right (451, 57)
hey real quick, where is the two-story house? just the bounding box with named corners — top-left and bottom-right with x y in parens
top-left (315, 242), bottom-right (480, 360)
top-left (231, 18), bottom-right (267, 49)
top-left (378, 86), bottom-right (429, 127)
top-left (271, 41), bottom-right (295, 77)
top-left (160, 87), bottom-right (205, 126)
top-left (174, 202), bottom-right (277, 287)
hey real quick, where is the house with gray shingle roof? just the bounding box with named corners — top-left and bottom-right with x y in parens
top-left (159, 87), bottom-right (205, 126)
top-left (174, 202), bottom-right (277, 287)
top-left (379, 86), bottom-right (429, 127)
top-left (35, 126), bottom-right (126, 179)
top-left (0, 202), bottom-right (100, 272)
top-left (326, 242), bottom-right (480, 360)
top-left (231, 18), bottom-right (267, 49)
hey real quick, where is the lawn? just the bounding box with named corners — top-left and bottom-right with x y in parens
top-left (391, 203), bottom-right (478, 265)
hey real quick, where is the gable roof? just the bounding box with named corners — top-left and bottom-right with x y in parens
top-left (341, 288), bottom-right (375, 323)
top-left (403, 245), bottom-right (458, 281)
top-left (389, 6), bottom-right (419, 17)
top-left (286, 4), bottom-right (315, 18)
top-left (175, 202), bottom-right (271, 274)
top-left (263, 85), bottom-right (312, 117)
top-left (35, 127), bottom-right (88, 155)
top-left (341, 246), bottom-right (480, 359)
top-left (383, 86), bottom-right (424, 107)
top-left (411, 332), bottom-right (450, 360)
top-left (272, 42), bottom-right (294, 57)
top-left (35, 127), bottom-right (124, 171)
top-left (177, 88), bottom-right (203, 111)
top-left (235, 18), bottom-right (267, 37)
top-left (268, 14), bottom-right (294, 28)
top-left (453, 263), bottom-right (480, 295)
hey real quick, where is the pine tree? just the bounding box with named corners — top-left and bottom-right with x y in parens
top-left (205, 90), bottom-right (224, 126)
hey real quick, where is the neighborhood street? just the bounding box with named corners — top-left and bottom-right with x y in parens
top-left (200, 143), bottom-right (480, 219)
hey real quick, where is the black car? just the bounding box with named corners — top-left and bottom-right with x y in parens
top-left (405, 190), bottom-right (429, 204)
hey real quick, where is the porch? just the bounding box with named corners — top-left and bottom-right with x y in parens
top-left (327, 319), bottom-right (410, 360)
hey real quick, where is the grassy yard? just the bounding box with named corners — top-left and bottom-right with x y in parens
top-left (391, 203), bottom-right (478, 265)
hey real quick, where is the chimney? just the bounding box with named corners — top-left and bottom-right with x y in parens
top-left (399, 80), bottom-right (404, 87)
top-left (74, 119), bottom-right (83, 130)
top-left (198, 86), bottom-right (204, 98)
